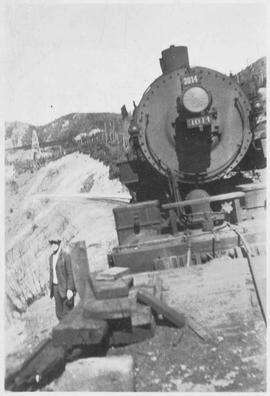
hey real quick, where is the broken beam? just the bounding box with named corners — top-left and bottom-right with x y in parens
top-left (137, 290), bottom-right (185, 328)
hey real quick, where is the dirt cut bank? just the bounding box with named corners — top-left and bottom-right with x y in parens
top-left (5, 152), bottom-right (129, 320)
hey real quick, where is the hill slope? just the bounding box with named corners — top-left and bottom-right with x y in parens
top-left (5, 112), bottom-right (125, 148)
top-left (5, 153), bottom-right (130, 319)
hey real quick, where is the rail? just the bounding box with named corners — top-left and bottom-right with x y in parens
top-left (162, 191), bottom-right (245, 210)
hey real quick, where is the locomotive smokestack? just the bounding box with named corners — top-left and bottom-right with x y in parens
top-left (159, 45), bottom-right (190, 74)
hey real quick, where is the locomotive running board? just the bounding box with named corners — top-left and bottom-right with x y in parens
top-left (111, 227), bottom-right (265, 273)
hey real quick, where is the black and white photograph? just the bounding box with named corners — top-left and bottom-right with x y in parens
top-left (3, 0), bottom-right (267, 392)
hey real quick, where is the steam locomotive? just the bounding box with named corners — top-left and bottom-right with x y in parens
top-left (109, 45), bottom-right (266, 272)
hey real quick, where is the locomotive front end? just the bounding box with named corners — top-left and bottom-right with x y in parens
top-left (134, 45), bottom-right (252, 185)
top-left (110, 45), bottom-right (266, 273)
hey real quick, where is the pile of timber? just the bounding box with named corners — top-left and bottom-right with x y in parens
top-left (5, 241), bottom-right (159, 391)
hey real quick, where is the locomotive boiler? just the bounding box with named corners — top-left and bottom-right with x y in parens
top-left (109, 45), bottom-right (266, 272)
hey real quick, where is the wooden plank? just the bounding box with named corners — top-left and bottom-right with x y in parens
top-left (52, 303), bottom-right (108, 348)
top-left (137, 290), bottom-right (185, 328)
top-left (70, 241), bottom-right (93, 300)
top-left (83, 297), bottom-right (131, 320)
top-left (89, 273), bottom-right (129, 300)
top-left (95, 267), bottom-right (130, 281)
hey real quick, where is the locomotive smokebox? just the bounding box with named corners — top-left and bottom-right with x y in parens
top-left (160, 45), bottom-right (190, 74)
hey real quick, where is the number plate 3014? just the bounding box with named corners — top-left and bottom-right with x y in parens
top-left (186, 115), bottom-right (211, 129)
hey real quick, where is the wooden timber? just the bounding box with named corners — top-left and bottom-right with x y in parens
top-left (95, 267), bottom-right (130, 281)
top-left (83, 297), bottom-right (132, 320)
top-left (5, 338), bottom-right (65, 391)
top-left (137, 290), bottom-right (185, 328)
top-left (70, 240), bottom-right (95, 300)
top-left (52, 302), bottom-right (108, 348)
top-left (89, 273), bottom-right (130, 300)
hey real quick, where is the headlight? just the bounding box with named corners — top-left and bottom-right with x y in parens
top-left (182, 86), bottom-right (210, 113)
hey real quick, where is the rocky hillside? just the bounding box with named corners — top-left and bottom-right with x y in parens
top-left (5, 153), bottom-right (130, 320)
top-left (235, 57), bottom-right (266, 98)
top-left (5, 113), bottom-right (125, 148)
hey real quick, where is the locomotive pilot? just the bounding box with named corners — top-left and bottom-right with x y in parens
top-left (48, 236), bottom-right (76, 321)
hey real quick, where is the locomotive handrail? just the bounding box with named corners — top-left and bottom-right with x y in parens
top-left (162, 191), bottom-right (245, 210)
top-left (144, 114), bottom-right (169, 173)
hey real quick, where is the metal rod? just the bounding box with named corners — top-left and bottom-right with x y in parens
top-left (227, 223), bottom-right (266, 326)
top-left (162, 192), bottom-right (245, 210)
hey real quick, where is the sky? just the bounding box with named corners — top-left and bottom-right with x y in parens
top-left (3, 0), bottom-right (267, 125)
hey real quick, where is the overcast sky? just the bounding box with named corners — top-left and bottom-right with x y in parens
top-left (4, 0), bottom-right (267, 125)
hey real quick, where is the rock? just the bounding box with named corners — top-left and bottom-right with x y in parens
top-left (47, 355), bottom-right (135, 391)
